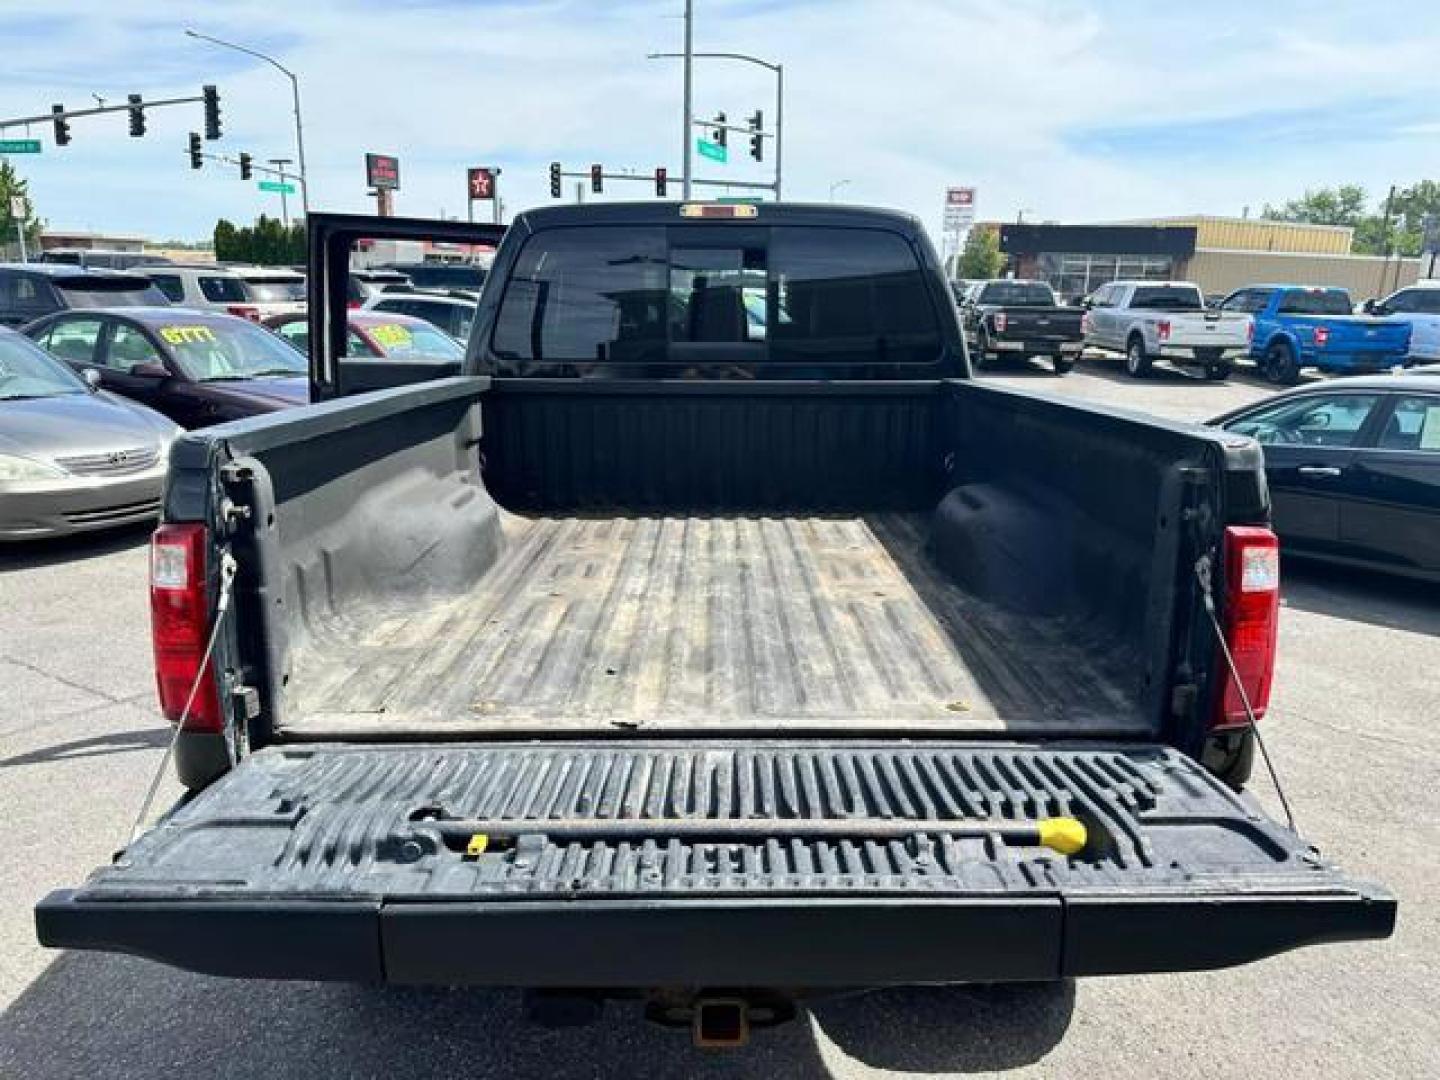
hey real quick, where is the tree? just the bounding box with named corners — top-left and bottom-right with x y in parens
top-left (1262, 184), bottom-right (1369, 227)
top-left (0, 161), bottom-right (42, 257)
top-left (212, 216), bottom-right (306, 265)
top-left (213, 218), bottom-right (238, 261)
top-left (956, 227), bottom-right (1003, 279)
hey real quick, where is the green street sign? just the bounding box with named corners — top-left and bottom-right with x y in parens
top-left (696, 138), bottom-right (727, 164)
top-left (717, 196), bottom-right (763, 204)
top-left (0, 139), bottom-right (42, 154)
top-left (258, 180), bottom-right (296, 194)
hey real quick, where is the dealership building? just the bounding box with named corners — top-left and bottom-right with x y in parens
top-left (996, 215), bottom-right (1422, 301)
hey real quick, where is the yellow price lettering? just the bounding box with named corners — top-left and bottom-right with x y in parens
top-left (368, 324), bottom-right (413, 348)
top-left (160, 326), bottom-right (218, 346)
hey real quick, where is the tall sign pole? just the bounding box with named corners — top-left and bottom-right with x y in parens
top-left (10, 195), bottom-right (28, 263)
top-left (682, 0), bottom-right (694, 199)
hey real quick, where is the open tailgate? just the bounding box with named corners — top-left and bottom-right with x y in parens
top-left (37, 742), bottom-right (1393, 986)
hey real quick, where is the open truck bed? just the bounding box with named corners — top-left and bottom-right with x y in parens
top-left (286, 512), bottom-right (1136, 737)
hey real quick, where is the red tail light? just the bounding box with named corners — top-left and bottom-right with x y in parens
top-left (226, 305), bottom-right (261, 322)
top-left (1247, 319), bottom-right (1255, 343)
top-left (150, 523), bottom-right (224, 733)
top-left (993, 312), bottom-right (1008, 332)
top-left (1313, 325), bottom-right (1330, 347)
top-left (1157, 320), bottom-right (1171, 342)
top-left (1210, 526), bottom-right (1280, 731)
top-left (1081, 312), bottom-right (1091, 335)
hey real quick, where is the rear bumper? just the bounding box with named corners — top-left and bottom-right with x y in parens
top-left (989, 339), bottom-right (1083, 355)
top-left (36, 885), bottom-right (1395, 987)
top-left (1302, 350), bottom-right (1408, 372)
top-left (1157, 343), bottom-right (1247, 361)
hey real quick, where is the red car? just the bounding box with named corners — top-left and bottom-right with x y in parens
top-left (264, 311), bottom-right (463, 361)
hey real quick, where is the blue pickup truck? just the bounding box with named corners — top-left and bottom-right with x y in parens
top-left (1219, 284), bottom-right (1411, 384)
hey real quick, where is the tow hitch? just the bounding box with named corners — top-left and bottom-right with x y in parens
top-left (644, 991), bottom-right (797, 1048)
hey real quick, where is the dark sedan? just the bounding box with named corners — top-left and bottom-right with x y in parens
top-left (1210, 374), bottom-right (1440, 581)
top-left (23, 307), bottom-right (307, 429)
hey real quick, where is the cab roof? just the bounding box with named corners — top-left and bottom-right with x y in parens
top-left (511, 201), bottom-right (923, 236)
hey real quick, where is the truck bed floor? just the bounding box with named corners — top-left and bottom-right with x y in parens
top-left (284, 514), bottom-right (1140, 736)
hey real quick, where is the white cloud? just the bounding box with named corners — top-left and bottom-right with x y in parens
top-left (3, 0), bottom-right (1440, 242)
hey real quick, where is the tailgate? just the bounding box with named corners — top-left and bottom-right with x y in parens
top-left (37, 742), bottom-right (1393, 986)
top-left (1166, 313), bottom-right (1249, 345)
top-left (1000, 308), bottom-right (1082, 339)
top-left (1321, 319), bottom-right (1410, 353)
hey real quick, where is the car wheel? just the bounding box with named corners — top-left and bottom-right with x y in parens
top-left (1125, 336), bottom-right (1152, 378)
top-left (1052, 355), bottom-right (1074, 375)
top-left (1266, 341), bottom-right (1301, 385)
top-left (1203, 361), bottom-right (1231, 381)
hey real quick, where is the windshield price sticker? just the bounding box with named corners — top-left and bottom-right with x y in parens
top-left (369, 324), bottom-right (413, 348)
top-left (160, 326), bottom-right (218, 346)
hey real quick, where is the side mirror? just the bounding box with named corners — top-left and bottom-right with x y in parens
top-left (79, 367), bottom-right (102, 390)
top-left (1079, 297), bottom-right (1094, 310)
top-left (130, 362), bottom-right (170, 379)
top-left (1362, 298), bottom-right (1381, 315)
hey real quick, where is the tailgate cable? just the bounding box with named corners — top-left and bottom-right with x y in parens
top-left (126, 551), bottom-right (238, 847)
top-left (1195, 554), bottom-right (1297, 834)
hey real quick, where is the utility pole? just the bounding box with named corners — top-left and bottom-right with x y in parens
top-left (11, 196), bottom-right (28, 263)
top-left (1380, 184), bottom-right (1398, 295)
top-left (682, 0), bottom-right (694, 199)
top-left (268, 157), bottom-right (293, 226)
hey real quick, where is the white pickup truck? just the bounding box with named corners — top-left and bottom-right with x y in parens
top-left (1082, 280), bottom-right (1251, 381)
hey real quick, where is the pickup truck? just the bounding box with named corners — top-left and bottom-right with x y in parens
top-left (1222, 285), bottom-right (1411, 384)
top-left (959, 279), bottom-right (1083, 375)
top-left (36, 205), bottom-right (1393, 1042)
top-left (1083, 280), bottom-right (1252, 381)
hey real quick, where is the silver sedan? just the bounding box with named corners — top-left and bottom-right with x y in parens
top-left (0, 329), bottom-right (181, 541)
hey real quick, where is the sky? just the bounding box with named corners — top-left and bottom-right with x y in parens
top-left (4, 0), bottom-right (1440, 245)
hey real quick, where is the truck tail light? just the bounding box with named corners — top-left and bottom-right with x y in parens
top-left (1081, 312), bottom-right (1091, 335)
top-left (150, 523), bottom-right (224, 734)
top-left (993, 312), bottom-right (1008, 332)
top-left (227, 305), bottom-right (261, 322)
top-left (1210, 526), bottom-right (1280, 731)
top-left (1247, 319), bottom-right (1255, 343)
top-left (1157, 320), bottom-right (1171, 342)
top-left (1313, 325), bottom-right (1330, 347)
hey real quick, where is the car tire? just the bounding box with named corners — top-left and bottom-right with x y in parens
top-left (1124, 336), bottom-right (1152, 378)
top-left (1203, 361), bottom-right (1231, 381)
top-left (1052, 355), bottom-right (1074, 375)
top-left (1266, 341), bottom-right (1301, 385)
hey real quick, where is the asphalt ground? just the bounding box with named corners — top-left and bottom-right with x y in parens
top-left (1, 353), bottom-right (1435, 1079)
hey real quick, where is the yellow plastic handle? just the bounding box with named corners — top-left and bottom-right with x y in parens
top-left (1036, 817), bottom-right (1087, 856)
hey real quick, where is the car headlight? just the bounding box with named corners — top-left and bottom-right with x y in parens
top-left (0, 453), bottom-right (66, 481)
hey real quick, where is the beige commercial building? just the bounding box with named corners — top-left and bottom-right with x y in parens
top-left (999, 214), bottom-right (1423, 301)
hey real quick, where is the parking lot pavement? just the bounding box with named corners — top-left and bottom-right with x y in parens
top-left (2, 363), bottom-right (1437, 1079)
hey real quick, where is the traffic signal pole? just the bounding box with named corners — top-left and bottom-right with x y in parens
top-left (682, 0), bottom-right (694, 200)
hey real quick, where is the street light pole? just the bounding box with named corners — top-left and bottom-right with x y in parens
top-left (184, 28), bottom-right (311, 216)
top-left (648, 49), bottom-right (785, 199)
top-left (682, 0), bottom-right (694, 200)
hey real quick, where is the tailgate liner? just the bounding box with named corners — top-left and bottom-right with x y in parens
top-left (36, 742), bottom-right (1394, 985)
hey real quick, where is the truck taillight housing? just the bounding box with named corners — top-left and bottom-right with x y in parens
top-left (150, 523), bottom-right (224, 734)
top-left (226, 304), bottom-right (261, 322)
top-left (1210, 526), bottom-right (1280, 731)
top-left (1157, 320), bottom-right (1171, 342)
top-left (993, 312), bottom-right (1008, 332)
top-left (1081, 312), bottom-right (1091, 335)
top-left (1313, 325), bottom-right (1330, 347)
top-left (1247, 319), bottom-right (1255, 343)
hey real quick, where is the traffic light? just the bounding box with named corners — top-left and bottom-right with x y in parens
top-left (590, 164), bottom-right (603, 194)
top-left (128, 94), bottom-right (146, 138)
top-left (52, 104), bottom-right (70, 147)
top-left (712, 112), bottom-right (727, 148)
top-left (188, 132), bottom-right (203, 169)
top-left (549, 161), bottom-right (562, 198)
top-left (748, 110), bottom-right (763, 162)
top-left (202, 84), bottom-right (221, 140)
top-left (655, 166), bottom-right (667, 198)
top-left (239, 153), bottom-right (253, 180)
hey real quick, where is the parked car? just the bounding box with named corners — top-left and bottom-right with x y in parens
top-left (1082, 280), bottom-right (1251, 380)
top-left (1210, 374), bottom-right (1440, 581)
top-left (363, 291), bottom-right (476, 341)
top-left (380, 260), bottom-right (485, 294)
top-left (35, 206), bottom-right (1393, 1019)
top-left (0, 264), bottom-right (170, 328)
top-left (0, 327), bottom-right (179, 540)
top-left (23, 307), bottom-right (307, 428)
top-left (958, 278), bottom-right (1083, 374)
top-left (1362, 283), bottom-right (1440, 363)
top-left (348, 268), bottom-right (414, 305)
top-left (145, 265), bottom-right (265, 320)
top-left (265, 310), bottom-right (464, 361)
top-left (1219, 285), bottom-right (1411, 384)
top-left (224, 265), bottom-right (308, 320)
top-left (39, 249), bottom-right (174, 271)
